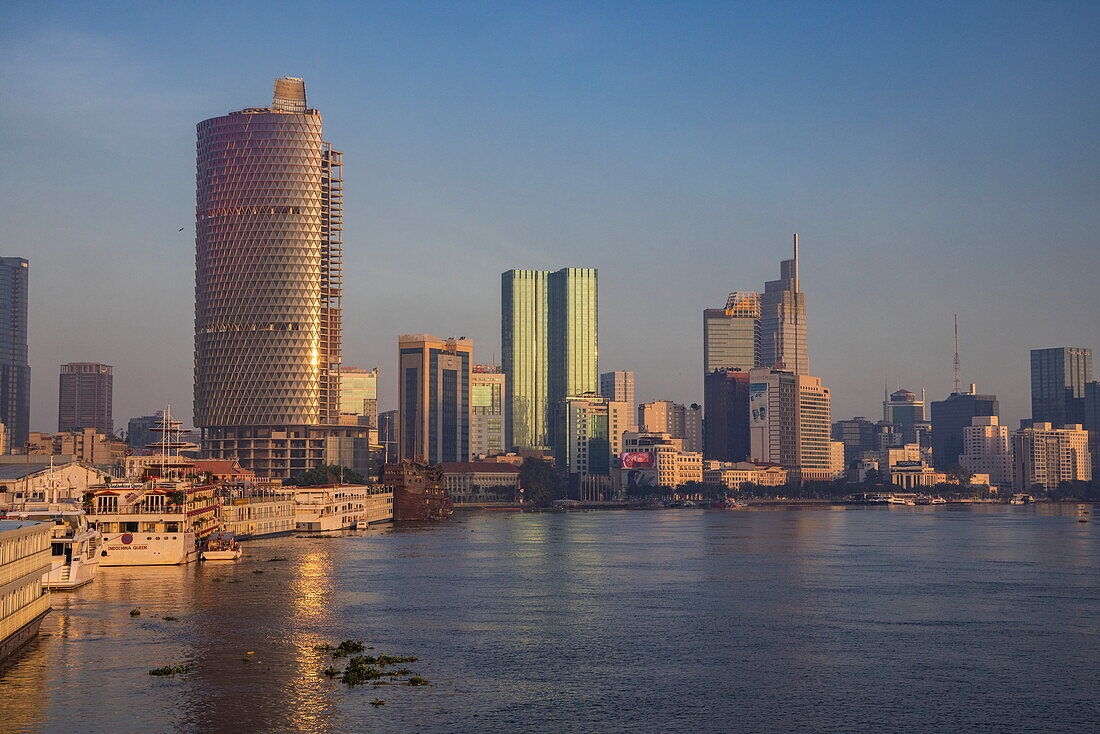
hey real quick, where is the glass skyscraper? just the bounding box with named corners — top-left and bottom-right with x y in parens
top-left (0, 257), bottom-right (29, 449)
top-left (760, 235), bottom-right (808, 374)
top-left (502, 268), bottom-right (598, 450)
top-left (1030, 347), bottom-right (1092, 427)
top-left (703, 292), bottom-right (760, 374)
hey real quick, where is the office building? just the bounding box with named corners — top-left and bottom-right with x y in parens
top-left (1012, 422), bottom-right (1091, 492)
top-left (1082, 381), bottom-right (1100, 473)
top-left (831, 417), bottom-right (877, 465)
top-left (704, 369), bottom-right (751, 462)
top-left (127, 412), bottom-right (163, 449)
top-left (555, 393), bottom-right (634, 477)
top-left (398, 335), bottom-right (472, 464)
top-left (1031, 348), bottom-right (1092, 427)
top-left (599, 370), bottom-right (635, 407)
top-left (930, 386), bottom-right (998, 470)
top-left (0, 258), bottom-right (29, 449)
top-left (502, 268), bottom-right (597, 451)
top-left (471, 366), bottom-right (506, 459)
top-left (194, 78), bottom-right (360, 478)
top-left (620, 432), bottom-right (703, 489)
top-left (959, 416), bottom-right (1014, 487)
top-left (703, 292), bottom-right (760, 374)
top-left (637, 401), bottom-right (703, 453)
top-left (339, 367), bottom-right (378, 428)
top-left (378, 410), bottom-right (398, 465)
top-left (883, 388), bottom-right (925, 426)
top-left (58, 363), bottom-right (113, 434)
top-left (759, 236), bottom-right (808, 374)
top-left (748, 368), bottom-right (832, 482)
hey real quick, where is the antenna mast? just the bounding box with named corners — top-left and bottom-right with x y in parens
top-left (952, 315), bottom-right (961, 395)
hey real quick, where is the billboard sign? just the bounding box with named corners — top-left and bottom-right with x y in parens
top-left (620, 452), bottom-right (656, 470)
top-left (749, 382), bottom-right (768, 426)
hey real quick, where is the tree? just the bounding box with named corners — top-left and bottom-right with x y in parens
top-left (518, 458), bottom-right (559, 507)
top-left (946, 464), bottom-right (973, 486)
top-left (285, 464), bottom-right (365, 487)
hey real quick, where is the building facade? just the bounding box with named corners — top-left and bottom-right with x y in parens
top-left (1030, 347), bottom-right (1092, 427)
top-left (759, 236), bottom-right (808, 374)
top-left (883, 388), bottom-right (925, 426)
top-left (0, 258), bottom-right (30, 450)
top-left (471, 366), bottom-right (506, 459)
top-left (959, 415), bottom-right (1014, 487)
top-left (502, 268), bottom-right (597, 451)
top-left (599, 370), bottom-right (635, 407)
top-left (58, 362), bottom-right (113, 434)
top-left (1012, 422), bottom-right (1091, 492)
top-left (339, 367), bottom-right (379, 428)
top-left (703, 292), bottom-right (761, 374)
top-left (831, 417), bottom-right (877, 466)
top-left (748, 368), bottom-right (833, 482)
top-left (637, 401), bottom-right (703, 453)
top-left (556, 393), bottom-right (633, 477)
top-left (194, 77), bottom-right (347, 478)
top-left (930, 387), bottom-right (999, 470)
top-left (619, 432), bottom-right (703, 489)
top-left (397, 335), bottom-right (472, 464)
top-left (703, 368), bottom-right (750, 462)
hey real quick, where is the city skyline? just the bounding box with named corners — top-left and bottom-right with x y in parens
top-left (4, 3), bottom-right (1099, 432)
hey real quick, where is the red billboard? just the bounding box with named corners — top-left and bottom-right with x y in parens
top-left (620, 452), bottom-right (656, 470)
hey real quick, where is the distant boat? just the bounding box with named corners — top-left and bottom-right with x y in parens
top-left (201, 533), bottom-right (242, 561)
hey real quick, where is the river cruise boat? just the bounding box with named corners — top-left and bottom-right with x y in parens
top-left (1009, 494), bottom-right (1034, 505)
top-left (10, 507), bottom-right (100, 590)
top-left (201, 532), bottom-right (242, 561)
top-left (0, 520), bottom-right (52, 665)
top-left (86, 480), bottom-right (219, 566)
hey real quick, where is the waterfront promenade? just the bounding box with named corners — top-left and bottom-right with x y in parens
top-left (1, 505), bottom-right (1097, 733)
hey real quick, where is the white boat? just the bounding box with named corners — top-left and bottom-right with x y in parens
top-left (355, 520), bottom-right (368, 530)
top-left (202, 532), bottom-right (242, 561)
top-left (1009, 494), bottom-right (1034, 505)
top-left (930, 497), bottom-right (947, 505)
top-left (11, 507), bottom-right (101, 590)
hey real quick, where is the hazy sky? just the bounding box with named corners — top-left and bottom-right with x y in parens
top-left (3, 1), bottom-right (1098, 433)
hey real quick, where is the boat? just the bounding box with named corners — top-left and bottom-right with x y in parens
top-left (914, 496), bottom-right (932, 506)
top-left (711, 498), bottom-right (747, 509)
top-left (930, 497), bottom-right (947, 505)
top-left (1009, 494), bottom-right (1034, 505)
top-left (10, 508), bottom-right (100, 590)
top-left (384, 460), bottom-right (454, 522)
top-left (201, 532), bottom-right (242, 561)
top-left (355, 520), bottom-right (368, 530)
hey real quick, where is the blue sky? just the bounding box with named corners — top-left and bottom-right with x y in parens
top-left (3, 0), bottom-right (1098, 431)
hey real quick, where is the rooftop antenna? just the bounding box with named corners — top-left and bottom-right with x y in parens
top-left (952, 314), bottom-right (961, 395)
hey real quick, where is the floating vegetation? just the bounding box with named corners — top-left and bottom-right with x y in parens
top-left (385, 668), bottom-right (414, 676)
top-left (228, 579), bottom-right (243, 584)
top-left (407, 676), bottom-right (430, 686)
top-left (363, 654), bottom-right (418, 666)
top-left (322, 666), bottom-right (341, 678)
top-left (267, 557), bottom-right (288, 562)
top-left (370, 699), bottom-right (385, 707)
top-left (303, 534), bottom-right (334, 539)
top-left (252, 569), bottom-right (264, 574)
top-left (129, 609), bottom-right (141, 617)
top-left (313, 644), bottom-right (335, 652)
top-left (149, 665), bottom-right (191, 676)
top-left (340, 657), bottom-right (385, 685)
top-left (212, 577), bottom-right (224, 583)
top-left (332, 640), bottom-right (365, 658)
top-left (162, 616), bottom-right (179, 621)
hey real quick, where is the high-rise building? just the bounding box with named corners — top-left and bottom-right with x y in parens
top-left (930, 386), bottom-right (999, 470)
top-left (502, 267), bottom-right (597, 451)
top-left (0, 257), bottom-right (29, 449)
top-left (1012, 422), bottom-right (1091, 492)
top-left (637, 400), bottom-right (702, 453)
top-left (704, 368), bottom-right (751, 462)
top-left (830, 417), bottom-right (877, 465)
top-left (378, 410), bottom-right (398, 465)
top-left (1082, 381), bottom-right (1100, 475)
top-left (748, 368), bottom-right (832, 482)
top-left (397, 335), bottom-right (472, 464)
top-left (1030, 348), bottom-right (1092, 427)
top-left (127, 412), bottom-right (163, 449)
top-left (194, 77), bottom-right (355, 478)
top-left (339, 367), bottom-right (379, 427)
top-left (703, 292), bottom-right (761, 374)
top-left (471, 366), bottom-right (506, 459)
top-left (759, 236), bottom-right (808, 374)
top-left (599, 370), bottom-right (635, 407)
top-left (959, 415), bottom-right (1014, 487)
top-left (58, 363), bottom-right (113, 434)
top-left (883, 388), bottom-right (925, 425)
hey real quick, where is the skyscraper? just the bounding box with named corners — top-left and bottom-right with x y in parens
top-left (0, 257), bottom-right (30, 450)
top-left (599, 370), bottom-right (635, 407)
top-left (194, 77), bottom-right (352, 478)
top-left (1012, 422), bottom-right (1091, 492)
top-left (930, 387), bottom-right (999, 470)
top-left (704, 368), bottom-right (751, 462)
top-left (397, 335), bottom-right (472, 464)
top-left (703, 292), bottom-right (760, 373)
top-left (58, 363), bottom-right (113, 434)
top-left (502, 267), bottom-right (597, 450)
top-left (339, 367), bottom-right (379, 428)
top-left (748, 368), bottom-right (833, 482)
top-left (638, 400), bottom-right (703, 452)
top-left (1030, 347), bottom-right (1092, 427)
top-left (760, 236), bottom-right (808, 374)
top-left (471, 365), bottom-right (506, 458)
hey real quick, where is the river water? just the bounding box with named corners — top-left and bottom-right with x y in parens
top-left (2, 505), bottom-right (1098, 733)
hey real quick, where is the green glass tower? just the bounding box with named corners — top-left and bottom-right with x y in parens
top-left (502, 268), bottom-right (598, 450)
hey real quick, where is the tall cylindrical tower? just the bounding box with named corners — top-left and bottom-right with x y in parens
top-left (194, 78), bottom-right (343, 477)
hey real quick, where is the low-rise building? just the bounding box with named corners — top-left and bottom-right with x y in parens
top-left (703, 461), bottom-right (788, 489)
top-left (0, 461), bottom-right (110, 509)
top-left (619, 432), bottom-right (703, 490)
top-left (439, 462), bottom-right (521, 504)
top-left (27, 429), bottom-right (128, 466)
top-left (0, 520), bottom-right (52, 665)
top-left (885, 462), bottom-right (948, 489)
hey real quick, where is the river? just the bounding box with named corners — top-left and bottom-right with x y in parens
top-left (2, 505), bottom-right (1098, 733)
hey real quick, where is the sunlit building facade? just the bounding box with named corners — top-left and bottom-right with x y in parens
top-left (748, 368), bottom-right (833, 482)
top-left (57, 363), bottom-right (113, 434)
top-left (194, 77), bottom-right (350, 478)
top-left (398, 335), bottom-right (472, 464)
top-left (502, 267), bottom-right (597, 451)
top-left (703, 291), bottom-right (760, 374)
top-left (1030, 347), bottom-right (1092, 427)
top-left (760, 236), bottom-right (807, 374)
top-left (471, 366), bottom-right (506, 459)
top-left (339, 367), bottom-right (378, 428)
